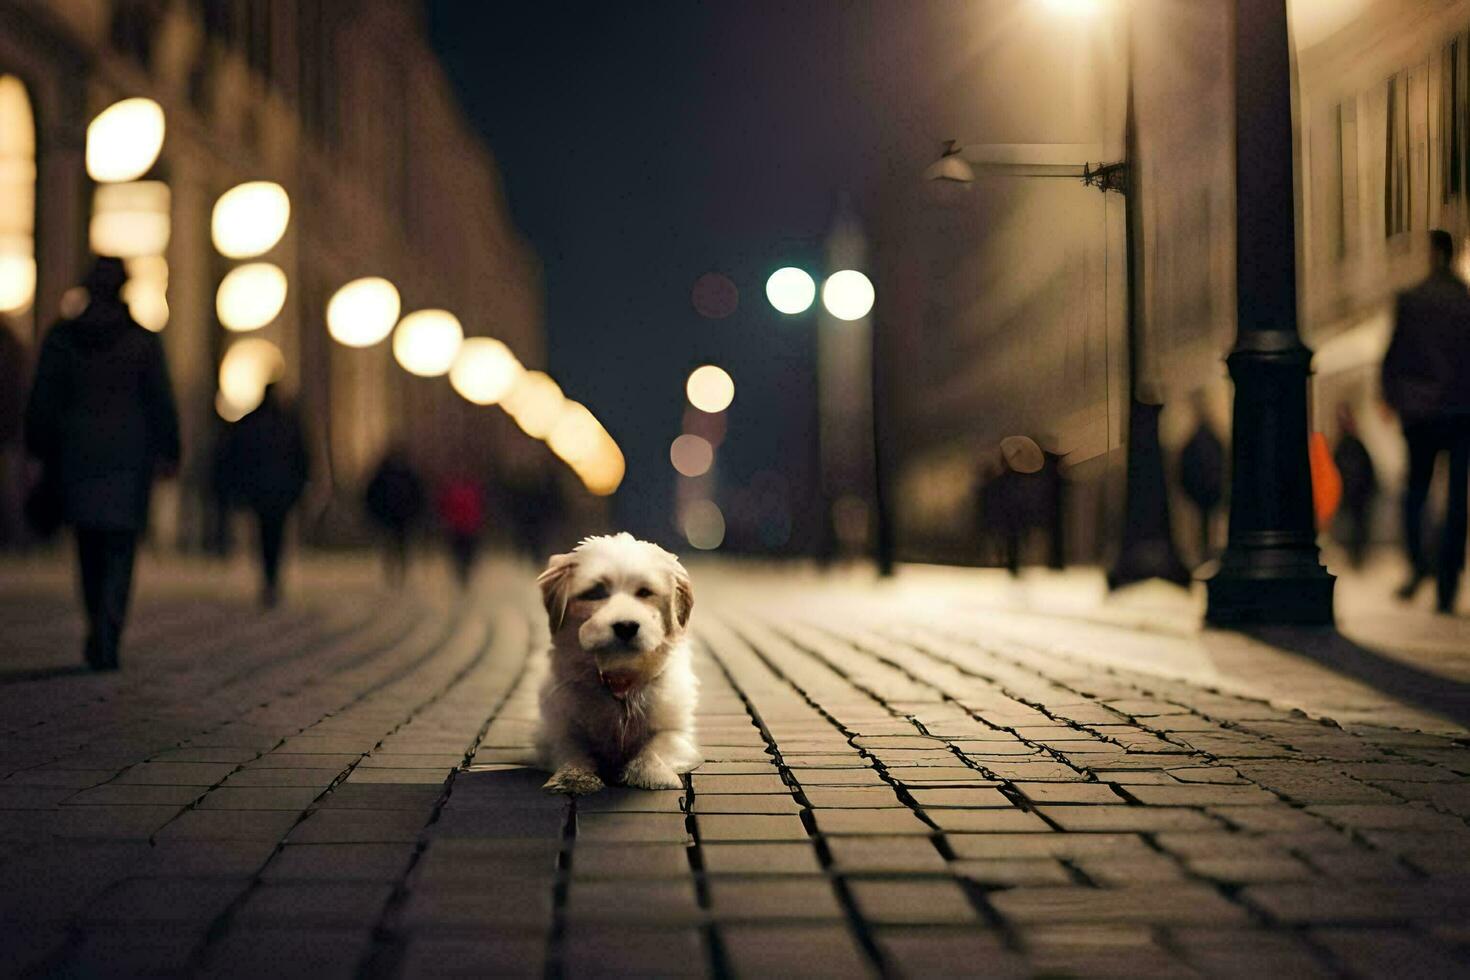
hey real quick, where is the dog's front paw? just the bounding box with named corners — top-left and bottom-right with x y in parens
top-left (620, 755), bottom-right (682, 790)
top-left (543, 766), bottom-right (605, 795)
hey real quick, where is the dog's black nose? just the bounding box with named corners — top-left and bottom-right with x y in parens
top-left (612, 621), bottom-right (640, 642)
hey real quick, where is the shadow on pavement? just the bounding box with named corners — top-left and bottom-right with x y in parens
top-left (0, 663), bottom-right (94, 685)
top-left (1247, 626), bottom-right (1470, 729)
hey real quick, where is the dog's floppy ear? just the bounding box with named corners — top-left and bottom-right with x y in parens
top-left (670, 559), bottom-right (694, 629)
top-left (537, 552), bottom-right (577, 632)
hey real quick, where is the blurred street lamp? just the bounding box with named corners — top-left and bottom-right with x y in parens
top-left (85, 98), bottom-right (165, 183)
top-left (218, 337), bottom-right (284, 420)
top-left (211, 181), bottom-right (290, 258)
top-left (670, 433), bottom-right (714, 477)
top-left (686, 364), bottom-right (735, 413)
top-left (216, 262), bottom-right (287, 332)
top-left (681, 499), bottom-right (726, 550)
top-left (392, 308), bottom-right (462, 377)
top-left (122, 255), bottom-right (168, 331)
top-left (501, 370), bottom-right (565, 438)
top-left (89, 181), bottom-right (170, 258)
top-left (765, 267), bottom-right (816, 315)
top-left (0, 75), bottom-right (36, 314)
top-left (821, 269), bottom-right (875, 321)
top-left (449, 336), bottom-right (523, 405)
top-left (547, 401), bottom-right (602, 465)
top-left (327, 277), bottom-right (400, 348)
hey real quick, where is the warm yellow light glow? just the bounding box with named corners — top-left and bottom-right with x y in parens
top-left (326, 277), bottom-right (400, 348)
top-left (576, 438), bottom-right (626, 496)
top-left (211, 181), bottom-right (290, 258)
top-left (681, 499), bottom-right (726, 550)
top-left (218, 337), bottom-right (284, 418)
top-left (821, 269), bottom-right (875, 321)
top-left (765, 267), bottom-right (816, 315)
top-left (670, 433), bottom-right (714, 477)
top-left (216, 262), bottom-right (287, 332)
top-left (392, 308), bottom-right (463, 377)
top-left (501, 371), bottom-right (566, 438)
top-left (0, 76), bottom-right (35, 313)
top-left (449, 337), bottom-right (524, 405)
top-left (1040, 0), bottom-right (1105, 16)
top-left (686, 364), bottom-right (734, 414)
top-left (123, 255), bottom-right (168, 331)
top-left (86, 98), bottom-right (165, 183)
top-left (547, 401), bottom-right (602, 464)
top-left (89, 181), bottom-right (170, 258)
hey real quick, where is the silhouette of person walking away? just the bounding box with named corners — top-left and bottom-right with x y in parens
top-left (1382, 229), bottom-right (1470, 613)
top-left (23, 257), bottom-right (180, 670)
top-left (224, 384), bottom-right (309, 607)
top-left (364, 446), bottom-right (425, 586)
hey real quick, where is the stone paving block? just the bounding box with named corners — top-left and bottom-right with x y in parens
top-left (222, 767), bottom-right (343, 788)
top-left (578, 812), bottom-right (691, 843)
top-left (1037, 805), bottom-right (1223, 833)
top-left (973, 761), bottom-right (1085, 781)
top-left (692, 793), bottom-right (802, 814)
top-left (56, 925), bottom-right (204, 977)
top-left (202, 927), bottom-right (375, 980)
top-left (1185, 855), bottom-right (1317, 884)
top-left (359, 753), bottom-right (465, 769)
top-left (886, 766), bottom-right (995, 785)
top-left (399, 933), bottom-right (547, 978)
top-left (698, 842), bottom-right (823, 875)
top-left (696, 813), bottom-right (808, 842)
top-left (142, 839), bottom-right (280, 876)
top-left (904, 787), bottom-right (1010, 808)
top-left (150, 746), bottom-right (262, 765)
top-left (1311, 927), bottom-right (1467, 977)
top-left (347, 768), bottom-right (448, 785)
top-left (1169, 928), bottom-right (1334, 978)
top-left (990, 883), bottom-right (1249, 925)
top-left (846, 878), bottom-right (979, 924)
top-left (1122, 783), bottom-right (1279, 806)
top-left (288, 809), bottom-right (424, 843)
top-left (824, 835), bottom-right (945, 873)
top-left (789, 768), bottom-right (888, 786)
top-left (1240, 881), bottom-right (1470, 924)
top-left (875, 928), bottom-right (1026, 979)
top-left (84, 876), bottom-right (248, 924)
top-left (559, 924), bottom-right (706, 978)
top-left (1074, 854), bottom-right (1189, 885)
top-left (925, 808), bottom-right (1050, 833)
top-left (707, 877), bottom-right (844, 921)
top-left (198, 787), bottom-right (321, 811)
top-left (1301, 851), bottom-right (1416, 881)
top-left (1208, 805), bottom-right (1330, 833)
top-left (63, 783), bottom-right (207, 806)
top-left (576, 789), bottom-right (685, 813)
top-left (1012, 782), bottom-right (1124, 805)
top-left (50, 805), bottom-right (182, 840)
top-left (0, 785), bottom-right (80, 808)
top-left (399, 879), bottom-right (554, 929)
top-left (946, 832), bottom-right (1152, 861)
top-left (1305, 803), bottom-right (1467, 831)
top-left (810, 809), bottom-right (932, 836)
top-left (802, 786), bottom-right (907, 808)
top-left (427, 807), bottom-right (563, 840)
top-left (691, 774), bottom-right (788, 795)
top-left (236, 881), bottom-right (393, 925)
top-left (691, 761), bottom-right (783, 776)
top-left (949, 858), bottom-right (1073, 887)
top-left (413, 839), bottom-right (562, 883)
top-left (1089, 770), bottom-right (1179, 784)
top-left (115, 762), bottom-right (238, 785)
top-left (566, 878), bottom-right (702, 923)
top-left (317, 784), bottom-right (444, 811)
top-left (719, 923), bottom-right (874, 979)
top-left (263, 843), bottom-right (416, 882)
top-left (1166, 765), bottom-right (1248, 784)
top-left (3, 769), bottom-right (116, 788)
top-left (249, 753), bottom-right (362, 770)
top-left (573, 843), bottom-right (691, 878)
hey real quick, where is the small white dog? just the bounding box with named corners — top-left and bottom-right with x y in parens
top-left (535, 533), bottom-right (701, 794)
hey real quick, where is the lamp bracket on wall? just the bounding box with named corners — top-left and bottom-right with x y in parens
top-left (1082, 161), bottom-right (1129, 196)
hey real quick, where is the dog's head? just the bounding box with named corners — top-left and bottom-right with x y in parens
top-left (537, 533), bottom-right (693, 700)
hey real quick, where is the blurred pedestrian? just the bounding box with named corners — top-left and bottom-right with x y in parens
top-left (1382, 229), bottom-right (1470, 612)
top-left (223, 384), bottom-right (309, 607)
top-left (364, 446), bottom-right (426, 585)
top-left (437, 474), bottom-right (486, 586)
top-left (977, 436), bottom-right (1048, 576)
top-left (1332, 403), bottom-right (1378, 569)
top-left (23, 257), bottom-right (180, 670)
top-left (1178, 412), bottom-right (1226, 566)
top-left (0, 315), bottom-right (27, 547)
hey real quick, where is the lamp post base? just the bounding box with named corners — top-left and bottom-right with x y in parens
top-left (1206, 559), bottom-right (1335, 626)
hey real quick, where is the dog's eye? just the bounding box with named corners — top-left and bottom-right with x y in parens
top-left (635, 587), bottom-right (655, 598)
top-left (577, 585), bottom-right (608, 601)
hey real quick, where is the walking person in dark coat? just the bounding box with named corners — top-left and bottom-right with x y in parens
top-left (364, 446), bottom-right (425, 586)
top-left (1179, 414), bottom-right (1226, 567)
top-left (1382, 229), bottom-right (1470, 612)
top-left (1332, 403), bottom-right (1378, 570)
top-left (224, 384), bottom-right (309, 607)
top-left (23, 257), bottom-right (180, 670)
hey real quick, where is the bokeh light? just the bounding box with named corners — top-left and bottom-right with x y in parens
top-left (1041, 0), bottom-right (1105, 17)
top-left (123, 255), bottom-right (168, 331)
top-left (681, 500), bottom-right (726, 550)
top-left (85, 98), bottom-right (165, 183)
top-left (670, 433), bottom-right (714, 477)
top-left (765, 267), bottom-right (816, 315)
top-left (686, 364), bottom-right (734, 413)
top-left (216, 262), bottom-right (287, 332)
top-left (821, 269), bottom-right (875, 321)
top-left (0, 75), bottom-right (36, 313)
top-left (449, 336), bottom-right (523, 405)
top-left (211, 181), bottom-right (290, 258)
top-left (218, 337), bottom-right (284, 419)
top-left (546, 401), bottom-right (601, 464)
top-left (501, 370), bottom-right (565, 438)
top-left (692, 271), bottom-right (739, 319)
top-left (577, 438), bottom-right (626, 496)
top-left (392, 309), bottom-right (463, 377)
top-left (326, 277), bottom-right (400, 348)
top-left (682, 404), bottom-right (727, 448)
top-left (89, 181), bottom-right (170, 258)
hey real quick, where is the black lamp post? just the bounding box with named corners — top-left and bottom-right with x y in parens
top-left (1205, 0), bottom-right (1335, 625)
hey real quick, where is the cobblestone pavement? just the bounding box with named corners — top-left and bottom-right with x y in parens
top-left (1, 557), bottom-right (1468, 978)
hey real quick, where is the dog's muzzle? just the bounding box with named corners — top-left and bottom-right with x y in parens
top-left (598, 670), bottom-right (638, 700)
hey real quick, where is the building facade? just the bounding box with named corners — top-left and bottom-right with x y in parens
top-left (0, 0), bottom-right (551, 547)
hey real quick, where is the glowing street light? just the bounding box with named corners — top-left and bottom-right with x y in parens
top-left (89, 181), bottom-right (170, 258)
top-left (681, 500), bottom-right (726, 550)
top-left (501, 370), bottom-right (565, 438)
top-left (0, 75), bottom-right (35, 314)
top-left (449, 337), bottom-right (523, 405)
top-left (670, 433), bottom-right (714, 477)
top-left (547, 401), bottom-right (601, 464)
top-left (577, 437), bottom-right (626, 496)
top-left (686, 364), bottom-right (734, 413)
top-left (392, 309), bottom-right (462, 377)
top-left (1041, 0), bottom-right (1105, 17)
top-left (326, 277), bottom-right (400, 348)
top-left (123, 255), bottom-right (168, 331)
top-left (86, 98), bottom-right (165, 183)
top-left (211, 181), bottom-right (290, 258)
top-left (765, 267), bottom-right (816, 315)
top-left (218, 337), bottom-right (284, 420)
top-left (216, 262), bottom-right (287, 332)
top-left (821, 269), bottom-right (875, 321)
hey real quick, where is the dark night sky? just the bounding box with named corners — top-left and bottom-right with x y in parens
top-left (423, 1), bottom-right (899, 548)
